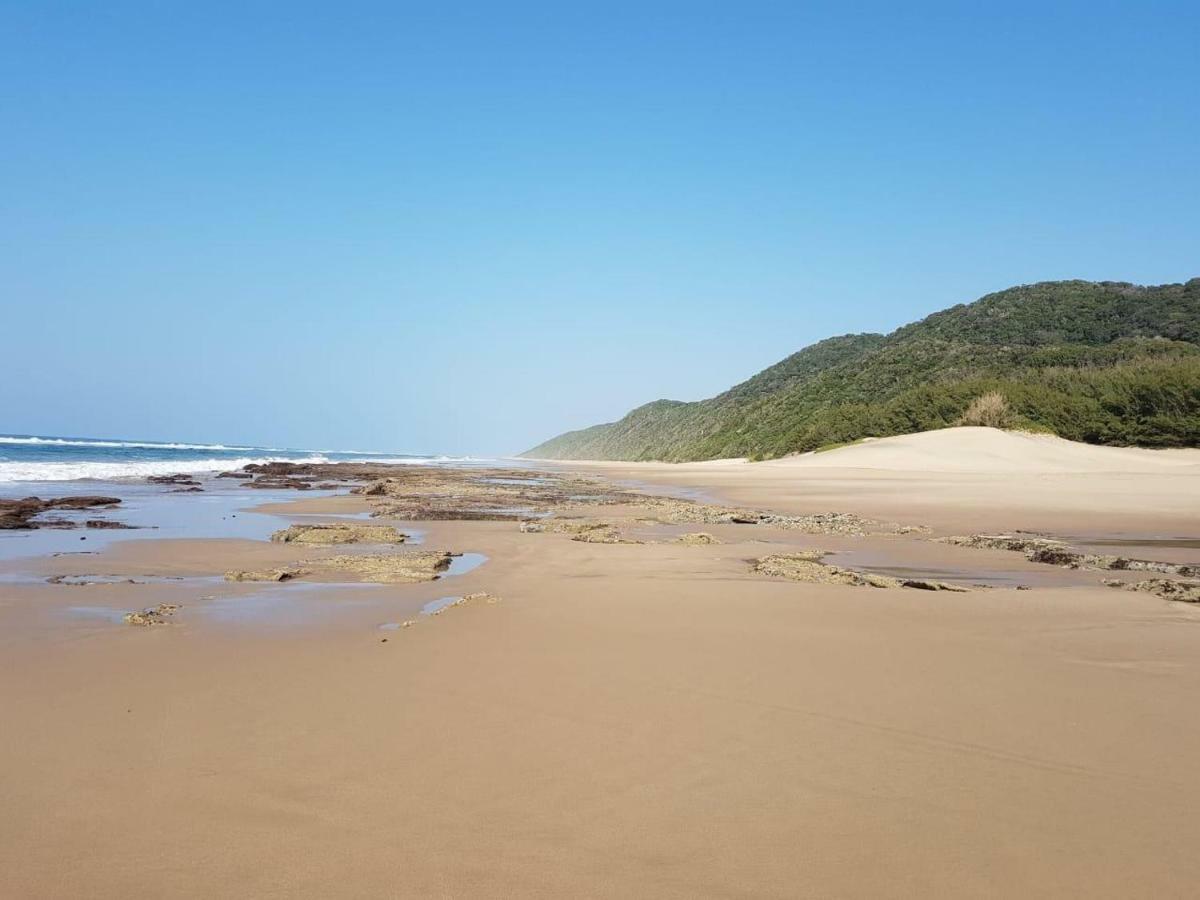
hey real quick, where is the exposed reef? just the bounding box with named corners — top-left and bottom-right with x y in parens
top-left (270, 523), bottom-right (408, 545)
top-left (123, 603), bottom-right (181, 626)
top-left (941, 534), bottom-right (1200, 576)
top-left (1105, 578), bottom-right (1200, 603)
top-left (0, 496), bottom-right (122, 530)
top-left (225, 568), bottom-right (301, 583)
top-left (303, 551), bottom-right (454, 583)
top-left (755, 550), bottom-right (969, 591)
top-left (675, 532), bottom-right (721, 545)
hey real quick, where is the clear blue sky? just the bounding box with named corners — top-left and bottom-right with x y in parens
top-left (2, 2), bottom-right (1197, 454)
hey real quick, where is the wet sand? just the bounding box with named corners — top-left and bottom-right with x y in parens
top-left (3, 429), bottom-right (1200, 897)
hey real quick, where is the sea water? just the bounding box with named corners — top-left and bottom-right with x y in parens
top-left (0, 433), bottom-right (473, 484)
top-left (0, 433), bottom-right (488, 562)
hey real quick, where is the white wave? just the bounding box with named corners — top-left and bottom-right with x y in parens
top-left (0, 455), bottom-right (333, 483)
top-left (0, 435), bottom-right (257, 451)
top-left (348, 454), bottom-right (481, 465)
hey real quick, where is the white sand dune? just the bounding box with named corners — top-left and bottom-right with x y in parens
top-left (763, 426), bottom-right (1200, 474)
top-left (567, 426), bottom-right (1200, 533)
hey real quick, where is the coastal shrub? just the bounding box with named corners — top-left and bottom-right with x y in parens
top-left (958, 392), bottom-right (1014, 428)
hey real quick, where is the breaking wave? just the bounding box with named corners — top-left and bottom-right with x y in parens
top-left (0, 456), bottom-right (334, 483)
top-left (0, 435), bottom-right (255, 451)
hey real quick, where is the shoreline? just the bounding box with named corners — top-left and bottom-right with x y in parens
top-left (3, 429), bottom-right (1200, 896)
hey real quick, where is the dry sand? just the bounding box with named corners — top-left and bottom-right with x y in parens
top-left (560, 426), bottom-right (1200, 534)
top-left (3, 427), bottom-right (1200, 897)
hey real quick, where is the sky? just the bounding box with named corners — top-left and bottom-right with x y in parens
top-left (1, 1), bottom-right (1197, 455)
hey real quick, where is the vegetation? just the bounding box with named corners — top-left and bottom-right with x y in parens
top-left (523, 279), bottom-right (1200, 460)
top-left (958, 392), bottom-right (1015, 429)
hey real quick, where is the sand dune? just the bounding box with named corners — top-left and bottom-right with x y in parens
top-left (767, 427), bottom-right (1200, 474)
top-left (564, 427), bottom-right (1200, 534)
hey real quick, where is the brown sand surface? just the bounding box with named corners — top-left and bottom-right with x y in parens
top-left (3, 428), bottom-right (1200, 897)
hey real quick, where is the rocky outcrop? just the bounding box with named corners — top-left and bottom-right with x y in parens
top-left (632, 499), bottom-right (920, 536)
top-left (1107, 578), bottom-right (1200, 603)
top-left (245, 477), bottom-right (314, 490)
top-left (123, 603), bottom-right (180, 626)
top-left (224, 568), bottom-right (302, 582)
top-left (270, 523), bottom-right (408, 545)
top-left (675, 532), bottom-right (720, 545)
top-left (942, 534), bottom-right (1200, 577)
top-left (519, 519), bottom-right (638, 544)
top-left (754, 550), bottom-right (968, 591)
top-left (0, 496), bottom-right (121, 530)
top-left (147, 474), bottom-right (201, 486)
top-left (304, 551), bottom-right (453, 583)
top-left (426, 592), bottom-right (501, 615)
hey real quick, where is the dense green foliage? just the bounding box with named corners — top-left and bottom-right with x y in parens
top-left (523, 279), bottom-right (1200, 460)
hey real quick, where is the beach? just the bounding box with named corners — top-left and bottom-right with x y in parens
top-left (3, 427), bottom-right (1200, 897)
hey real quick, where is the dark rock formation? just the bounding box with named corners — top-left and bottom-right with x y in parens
top-left (147, 474), bottom-right (201, 485)
top-left (0, 496), bottom-right (122, 530)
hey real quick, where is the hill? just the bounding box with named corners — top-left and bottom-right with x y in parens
top-left (523, 279), bottom-right (1200, 461)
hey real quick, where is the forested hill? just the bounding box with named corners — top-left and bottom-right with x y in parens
top-left (522, 279), bottom-right (1200, 461)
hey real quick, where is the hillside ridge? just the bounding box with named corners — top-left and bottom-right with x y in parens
top-left (523, 278), bottom-right (1200, 461)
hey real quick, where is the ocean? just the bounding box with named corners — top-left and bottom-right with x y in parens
top-left (0, 434), bottom-right (468, 485)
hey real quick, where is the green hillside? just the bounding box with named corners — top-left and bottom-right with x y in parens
top-left (523, 279), bottom-right (1200, 461)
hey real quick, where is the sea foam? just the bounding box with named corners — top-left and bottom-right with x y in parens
top-left (0, 455), bottom-right (332, 483)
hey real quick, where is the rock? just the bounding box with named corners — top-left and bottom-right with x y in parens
top-left (48, 496), bottom-right (122, 510)
top-left (754, 551), bottom-right (968, 591)
top-left (1026, 546), bottom-right (1087, 567)
top-left (754, 551), bottom-right (900, 588)
top-left (243, 462), bottom-right (315, 476)
top-left (899, 578), bottom-right (970, 592)
top-left (38, 518), bottom-right (80, 529)
top-left (0, 496), bottom-right (122, 530)
top-left (943, 534), bottom-right (1200, 577)
top-left (84, 520), bottom-right (136, 529)
top-left (170, 486), bottom-right (204, 493)
top-left (426, 592), bottom-right (500, 615)
top-left (245, 478), bottom-right (314, 490)
top-left (224, 568), bottom-right (302, 582)
top-left (1122, 579), bottom-right (1200, 603)
top-left (304, 551), bottom-right (453, 583)
top-left (675, 532), bottom-right (720, 545)
top-left (270, 523), bottom-right (408, 545)
top-left (216, 471), bottom-right (253, 479)
top-left (518, 519), bottom-right (637, 543)
top-left (147, 474), bottom-right (200, 485)
top-left (123, 603), bottom-right (180, 626)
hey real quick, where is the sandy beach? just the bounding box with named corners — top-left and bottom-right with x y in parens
top-left (3, 428), bottom-right (1200, 898)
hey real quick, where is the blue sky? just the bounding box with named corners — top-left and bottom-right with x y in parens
top-left (2, 1), bottom-right (1197, 454)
